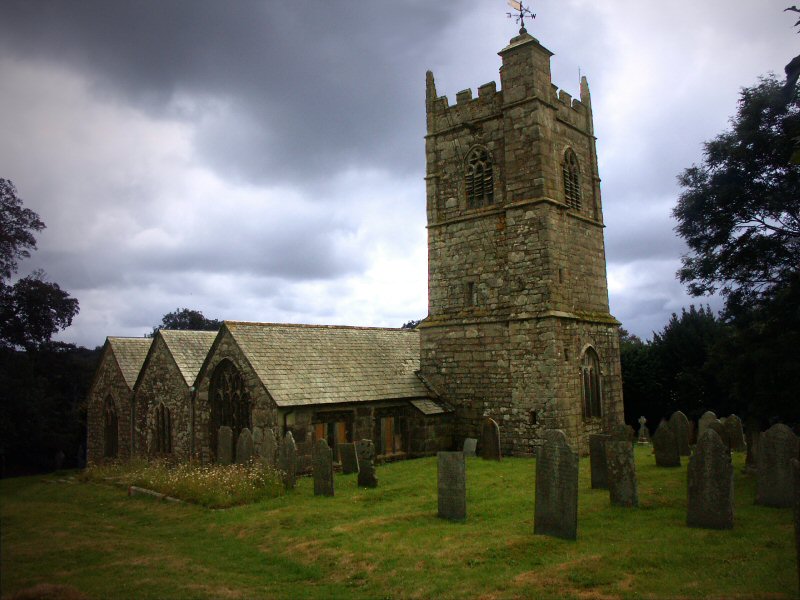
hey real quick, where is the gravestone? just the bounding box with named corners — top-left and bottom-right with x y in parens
top-left (262, 428), bottom-right (278, 467)
top-left (756, 423), bottom-right (800, 508)
top-left (252, 427), bottom-right (263, 456)
top-left (637, 416), bottom-right (650, 444)
top-left (687, 429), bottom-right (734, 529)
top-left (589, 434), bottom-right (610, 490)
top-left (687, 420), bottom-right (696, 446)
top-left (745, 429), bottom-right (760, 473)
top-left (698, 411), bottom-right (718, 442)
top-left (313, 439), bottom-right (334, 497)
top-left (709, 419), bottom-right (728, 448)
top-left (480, 418), bottom-right (501, 461)
top-left (793, 459), bottom-right (800, 591)
top-left (652, 420), bottom-right (680, 467)
top-left (463, 438), bottom-right (478, 457)
top-left (338, 443), bottom-right (359, 474)
top-left (279, 431), bottom-right (297, 489)
top-left (235, 427), bottom-right (254, 464)
top-left (605, 440), bottom-right (638, 507)
top-left (534, 430), bottom-right (579, 540)
top-left (723, 414), bottom-right (746, 452)
top-left (669, 411), bottom-right (691, 456)
top-left (610, 423), bottom-right (635, 443)
top-left (356, 439), bottom-right (378, 488)
top-left (437, 451), bottom-right (466, 520)
top-left (217, 425), bottom-right (233, 466)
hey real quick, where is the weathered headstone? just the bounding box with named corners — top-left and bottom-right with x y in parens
top-left (589, 434), bottom-right (610, 490)
top-left (463, 438), bottom-right (478, 457)
top-left (687, 429), bottom-right (734, 529)
top-left (652, 420), bottom-right (680, 467)
top-left (698, 411), bottom-right (718, 442)
top-left (437, 451), bottom-right (466, 520)
top-left (710, 419), bottom-right (728, 448)
top-left (252, 426), bottom-right (264, 456)
top-left (480, 417), bottom-right (501, 461)
top-left (313, 439), bottom-right (334, 497)
top-left (534, 430), bottom-right (579, 540)
top-left (262, 428), bottom-right (278, 467)
top-left (279, 431), bottom-right (297, 489)
top-left (637, 416), bottom-right (650, 444)
top-left (217, 425), bottom-right (233, 465)
top-left (756, 423), bottom-right (800, 508)
top-left (235, 427), bottom-right (254, 464)
top-left (669, 411), bottom-right (691, 456)
top-left (745, 429), bottom-right (760, 473)
top-left (610, 423), bottom-right (635, 443)
top-left (338, 442), bottom-right (359, 474)
top-left (356, 439), bottom-right (378, 488)
top-left (605, 440), bottom-right (638, 507)
top-left (793, 458), bottom-right (800, 591)
top-left (723, 414), bottom-right (746, 452)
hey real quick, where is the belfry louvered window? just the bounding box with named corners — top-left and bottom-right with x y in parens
top-left (563, 148), bottom-right (582, 210)
top-left (154, 402), bottom-right (172, 454)
top-left (465, 146), bottom-right (494, 208)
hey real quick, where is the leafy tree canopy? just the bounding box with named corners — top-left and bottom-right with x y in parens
top-left (0, 178), bottom-right (44, 280)
top-left (673, 75), bottom-right (800, 312)
top-left (150, 308), bottom-right (222, 336)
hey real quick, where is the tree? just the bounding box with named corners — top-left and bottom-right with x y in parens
top-left (0, 179), bottom-right (79, 350)
top-left (673, 75), bottom-right (800, 312)
top-left (150, 308), bottom-right (222, 336)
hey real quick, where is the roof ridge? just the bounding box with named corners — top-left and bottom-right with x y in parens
top-left (224, 320), bottom-right (415, 332)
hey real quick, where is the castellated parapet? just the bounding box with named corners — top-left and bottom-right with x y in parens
top-left (420, 29), bottom-right (623, 456)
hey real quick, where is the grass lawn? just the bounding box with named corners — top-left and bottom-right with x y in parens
top-left (1, 446), bottom-right (795, 599)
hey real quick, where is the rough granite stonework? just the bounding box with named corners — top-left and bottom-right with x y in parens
top-left (419, 31), bottom-right (623, 457)
top-left (86, 337), bottom-right (152, 465)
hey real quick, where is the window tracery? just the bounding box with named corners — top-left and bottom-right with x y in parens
top-left (563, 148), bottom-right (582, 210)
top-left (465, 146), bottom-right (494, 208)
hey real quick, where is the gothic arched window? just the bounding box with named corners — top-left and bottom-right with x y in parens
top-left (208, 359), bottom-right (252, 461)
top-left (581, 348), bottom-right (602, 419)
top-left (465, 146), bottom-right (494, 208)
top-left (563, 148), bottom-right (582, 210)
top-left (154, 402), bottom-right (172, 454)
top-left (103, 396), bottom-right (119, 458)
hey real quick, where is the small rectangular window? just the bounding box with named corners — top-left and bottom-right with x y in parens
top-left (466, 281), bottom-right (478, 306)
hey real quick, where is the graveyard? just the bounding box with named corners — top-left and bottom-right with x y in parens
top-left (1, 446), bottom-right (795, 599)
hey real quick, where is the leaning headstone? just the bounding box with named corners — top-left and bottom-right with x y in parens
top-left (217, 425), bottom-right (233, 465)
top-left (723, 414), bottom-right (746, 452)
top-left (610, 423), bottom-right (635, 443)
top-left (687, 429), bottom-right (734, 529)
top-left (756, 423), bottom-right (800, 508)
top-left (356, 439), bottom-right (378, 488)
top-left (637, 416), bottom-right (650, 444)
top-left (462, 438), bottom-right (478, 457)
top-left (698, 411), bottom-right (718, 442)
top-left (606, 440), bottom-right (638, 507)
top-left (793, 459), bottom-right (800, 591)
top-left (437, 451), bottom-right (466, 521)
top-left (338, 443), bottom-right (359, 474)
top-left (480, 418), bottom-right (502, 461)
top-left (534, 430), bottom-right (579, 540)
top-left (279, 431), bottom-right (297, 490)
top-left (312, 439), bottom-right (334, 497)
top-left (235, 427), bottom-right (254, 464)
top-left (652, 420), bottom-right (681, 467)
top-left (669, 411), bottom-right (691, 456)
top-left (589, 434), bottom-right (610, 490)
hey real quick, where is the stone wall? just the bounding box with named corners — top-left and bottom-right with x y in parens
top-left (86, 348), bottom-right (133, 465)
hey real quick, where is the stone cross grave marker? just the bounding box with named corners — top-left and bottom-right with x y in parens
top-left (698, 411), bottom-right (718, 442)
top-left (669, 411), bottom-right (691, 456)
top-left (217, 425), bottom-right (233, 466)
top-left (313, 439), bottom-right (334, 497)
top-left (437, 451), bottom-right (466, 520)
top-left (338, 442), bottom-right (359, 475)
top-left (480, 417), bottom-right (502, 461)
top-left (756, 423), bottom-right (800, 508)
top-left (279, 431), bottom-right (297, 490)
top-left (463, 438), bottom-right (478, 457)
top-left (534, 430), bottom-right (579, 540)
top-left (606, 439), bottom-right (638, 507)
top-left (723, 414), bottom-right (746, 452)
top-left (235, 427), bottom-right (254, 464)
top-left (589, 434), bottom-right (610, 490)
top-left (356, 439), bottom-right (378, 488)
top-left (687, 429), bottom-right (733, 529)
top-left (652, 420), bottom-right (681, 467)
top-left (637, 416), bottom-right (650, 444)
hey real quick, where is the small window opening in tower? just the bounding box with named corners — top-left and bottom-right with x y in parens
top-left (466, 281), bottom-right (478, 306)
top-left (530, 409), bottom-right (538, 425)
top-left (563, 149), bottom-right (582, 210)
top-left (465, 146), bottom-right (494, 208)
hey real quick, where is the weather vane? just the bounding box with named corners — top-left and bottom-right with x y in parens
top-left (506, 0), bottom-right (536, 32)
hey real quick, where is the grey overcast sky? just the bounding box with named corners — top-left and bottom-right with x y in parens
top-left (0, 0), bottom-right (796, 348)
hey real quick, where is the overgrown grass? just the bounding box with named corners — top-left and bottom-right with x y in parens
top-left (79, 459), bottom-right (284, 508)
top-left (1, 447), bottom-right (796, 599)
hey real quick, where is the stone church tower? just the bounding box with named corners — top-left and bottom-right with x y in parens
top-left (419, 28), bottom-right (623, 456)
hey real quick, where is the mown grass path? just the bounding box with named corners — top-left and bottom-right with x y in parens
top-left (1, 447), bottom-right (795, 599)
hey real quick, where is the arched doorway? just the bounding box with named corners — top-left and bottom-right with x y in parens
top-left (208, 359), bottom-right (251, 461)
top-left (103, 396), bottom-right (119, 458)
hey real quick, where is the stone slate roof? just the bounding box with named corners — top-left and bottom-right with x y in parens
top-left (224, 321), bottom-right (433, 407)
top-left (159, 330), bottom-right (218, 386)
top-left (107, 337), bottom-right (153, 389)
